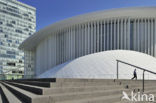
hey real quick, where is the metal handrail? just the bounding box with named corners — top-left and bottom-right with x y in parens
top-left (116, 59), bottom-right (156, 92)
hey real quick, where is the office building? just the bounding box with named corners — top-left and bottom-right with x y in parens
top-left (0, 0), bottom-right (36, 79)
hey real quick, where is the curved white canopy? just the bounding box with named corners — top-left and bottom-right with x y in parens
top-left (19, 7), bottom-right (156, 50)
top-left (38, 50), bottom-right (156, 79)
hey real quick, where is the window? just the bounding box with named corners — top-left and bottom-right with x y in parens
top-left (11, 21), bottom-right (16, 24)
top-left (19, 71), bottom-right (23, 74)
top-left (4, 34), bottom-right (8, 38)
top-left (15, 29), bottom-right (23, 33)
top-left (6, 23), bottom-right (13, 27)
top-left (19, 60), bottom-right (22, 63)
top-left (0, 30), bottom-right (3, 32)
top-left (0, 21), bottom-right (2, 24)
top-left (7, 39), bottom-right (12, 43)
top-left (7, 51), bottom-right (15, 55)
top-left (28, 64), bottom-right (31, 68)
top-left (7, 62), bottom-right (15, 66)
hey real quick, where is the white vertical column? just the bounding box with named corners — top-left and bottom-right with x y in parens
top-left (70, 26), bottom-right (72, 60)
top-left (55, 33), bottom-right (57, 65)
top-left (151, 18), bottom-right (154, 56)
top-left (68, 27), bottom-right (70, 60)
top-left (124, 18), bottom-right (127, 49)
top-left (52, 33), bottom-right (54, 66)
top-left (59, 31), bottom-right (61, 63)
top-left (60, 30), bottom-right (63, 62)
top-left (154, 18), bottom-right (156, 57)
top-left (110, 19), bottom-right (112, 50)
top-left (120, 18), bottom-right (123, 49)
top-left (78, 24), bottom-right (80, 57)
top-left (94, 21), bottom-right (96, 53)
top-left (103, 20), bottom-right (106, 50)
top-left (97, 21), bottom-right (100, 52)
top-left (84, 23), bottom-right (87, 55)
top-left (83, 24), bottom-right (85, 56)
top-left (100, 20), bottom-right (103, 51)
top-left (56, 32), bottom-right (58, 65)
top-left (148, 18), bottom-right (150, 54)
top-left (127, 18), bottom-right (130, 50)
top-left (80, 24), bottom-right (82, 57)
top-left (49, 34), bottom-right (53, 68)
top-left (73, 25), bottom-right (76, 59)
top-left (138, 19), bottom-right (140, 52)
top-left (65, 29), bottom-right (68, 61)
top-left (65, 28), bottom-right (67, 61)
top-left (107, 19), bottom-right (109, 50)
top-left (73, 26), bottom-right (76, 59)
top-left (133, 19), bottom-right (136, 51)
top-left (48, 35), bottom-right (51, 69)
top-left (67, 28), bottom-right (69, 61)
top-left (87, 22), bottom-right (90, 54)
top-left (75, 25), bottom-right (78, 58)
top-left (144, 19), bottom-right (147, 53)
top-left (114, 19), bottom-right (116, 49)
top-left (141, 19), bottom-right (144, 52)
top-left (117, 19), bottom-right (120, 49)
top-left (55, 32), bottom-right (57, 65)
top-left (60, 30), bottom-right (65, 62)
top-left (59, 30), bottom-right (62, 63)
top-left (91, 22), bottom-right (93, 53)
top-left (60, 30), bottom-right (64, 63)
top-left (62, 30), bottom-right (65, 62)
top-left (79, 24), bottom-right (81, 57)
top-left (142, 19), bottom-right (145, 53)
top-left (81, 24), bottom-right (84, 56)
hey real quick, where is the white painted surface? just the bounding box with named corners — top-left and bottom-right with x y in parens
top-left (38, 50), bottom-right (156, 79)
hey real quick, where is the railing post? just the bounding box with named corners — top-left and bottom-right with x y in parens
top-left (117, 60), bottom-right (119, 79)
top-left (143, 70), bottom-right (145, 92)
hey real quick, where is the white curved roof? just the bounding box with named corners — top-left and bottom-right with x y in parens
top-left (20, 7), bottom-right (156, 50)
top-left (38, 50), bottom-right (156, 79)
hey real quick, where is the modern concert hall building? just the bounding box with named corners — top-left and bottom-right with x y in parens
top-left (19, 7), bottom-right (156, 79)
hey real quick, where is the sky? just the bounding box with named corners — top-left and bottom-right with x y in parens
top-left (18, 0), bottom-right (156, 31)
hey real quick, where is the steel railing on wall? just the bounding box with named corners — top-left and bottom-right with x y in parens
top-left (116, 59), bottom-right (156, 92)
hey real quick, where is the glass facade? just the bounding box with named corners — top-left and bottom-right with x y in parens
top-left (0, 0), bottom-right (36, 79)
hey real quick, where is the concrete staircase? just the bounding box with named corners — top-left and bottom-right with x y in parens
top-left (0, 78), bottom-right (156, 103)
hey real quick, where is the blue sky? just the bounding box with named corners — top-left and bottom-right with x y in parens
top-left (18, 0), bottom-right (156, 31)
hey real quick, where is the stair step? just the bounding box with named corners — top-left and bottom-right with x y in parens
top-left (0, 84), bottom-right (7, 103)
top-left (4, 81), bottom-right (45, 95)
top-left (0, 92), bottom-right (2, 103)
top-left (44, 88), bottom-right (130, 102)
top-left (56, 92), bottom-right (123, 103)
top-left (1, 82), bottom-right (44, 103)
top-left (4, 81), bottom-right (125, 95)
top-left (50, 81), bottom-right (119, 87)
top-left (12, 78), bottom-right (56, 82)
top-left (5, 80), bottom-right (156, 95)
top-left (0, 83), bottom-right (21, 103)
top-left (10, 81), bottom-right (51, 87)
top-left (59, 89), bottom-right (156, 103)
top-left (43, 85), bottom-right (125, 95)
top-left (1, 78), bottom-right (156, 103)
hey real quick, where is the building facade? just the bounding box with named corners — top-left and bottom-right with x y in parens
top-left (19, 7), bottom-right (156, 77)
top-left (0, 0), bottom-right (36, 79)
